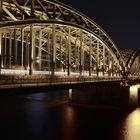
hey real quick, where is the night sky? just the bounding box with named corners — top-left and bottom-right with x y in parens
top-left (58, 0), bottom-right (140, 50)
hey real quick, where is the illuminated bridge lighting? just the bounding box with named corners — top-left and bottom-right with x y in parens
top-left (1, 69), bottom-right (81, 76)
top-left (0, 0), bottom-right (139, 78)
top-left (123, 108), bottom-right (140, 140)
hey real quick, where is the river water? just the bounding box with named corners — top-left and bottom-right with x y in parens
top-left (0, 89), bottom-right (140, 140)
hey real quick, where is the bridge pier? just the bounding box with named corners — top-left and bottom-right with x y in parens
top-left (71, 86), bottom-right (130, 106)
top-left (70, 84), bottom-right (140, 107)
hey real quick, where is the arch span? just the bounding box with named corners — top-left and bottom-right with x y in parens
top-left (126, 50), bottom-right (140, 76)
top-left (0, 0), bottom-right (124, 77)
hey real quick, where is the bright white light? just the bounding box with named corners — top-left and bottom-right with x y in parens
top-left (36, 60), bottom-right (39, 63)
top-left (73, 65), bottom-right (76, 68)
top-left (1, 69), bottom-right (80, 75)
top-left (129, 85), bottom-right (138, 105)
top-left (136, 84), bottom-right (140, 88)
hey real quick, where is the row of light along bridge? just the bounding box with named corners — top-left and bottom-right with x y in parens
top-left (0, 0), bottom-right (140, 80)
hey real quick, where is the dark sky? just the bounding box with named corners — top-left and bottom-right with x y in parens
top-left (58, 0), bottom-right (140, 50)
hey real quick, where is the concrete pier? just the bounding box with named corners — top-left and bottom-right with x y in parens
top-left (71, 87), bottom-right (130, 106)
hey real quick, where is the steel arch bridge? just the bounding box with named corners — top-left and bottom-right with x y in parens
top-left (0, 0), bottom-right (137, 78)
top-left (120, 49), bottom-right (140, 77)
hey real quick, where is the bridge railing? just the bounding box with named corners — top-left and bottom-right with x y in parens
top-left (0, 74), bottom-right (124, 87)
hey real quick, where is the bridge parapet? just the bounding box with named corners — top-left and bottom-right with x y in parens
top-left (0, 74), bottom-right (123, 89)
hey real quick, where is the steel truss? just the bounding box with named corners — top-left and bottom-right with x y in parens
top-left (0, 0), bottom-right (124, 76)
top-left (129, 56), bottom-right (140, 76)
top-left (125, 50), bottom-right (140, 76)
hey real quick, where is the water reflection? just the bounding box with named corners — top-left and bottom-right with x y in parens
top-left (63, 105), bottom-right (75, 123)
top-left (25, 93), bottom-right (49, 139)
top-left (1, 88), bottom-right (140, 140)
top-left (129, 85), bottom-right (139, 105)
top-left (68, 89), bottom-right (72, 100)
top-left (60, 105), bottom-right (78, 140)
top-left (24, 91), bottom-right (69, 139)
top-left (123, 108), bottom-right (140, 140)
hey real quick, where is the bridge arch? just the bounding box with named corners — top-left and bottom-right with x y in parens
top-left (0, 0), bottom-right (124, 76)
top-left (126, 50), bottom-right (140, 76)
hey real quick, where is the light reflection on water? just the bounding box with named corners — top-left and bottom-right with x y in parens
top-left (122, 108), bottom-right (140, 140)
top-left (24, 91), bottom-right (69, 140)
top-left (60, 105), bottom-right (78, 140)
top-left (129, 85), bottom-right (139, 105)
top-left (27, 92), bottom-right (48, 101)
top-left (26, 90), bottom-right (68, 102)
top-left (1, 88), bottom-right (140, 140)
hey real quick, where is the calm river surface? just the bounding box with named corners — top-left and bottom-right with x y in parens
top-left (0, 89), bottom-right (140, 140)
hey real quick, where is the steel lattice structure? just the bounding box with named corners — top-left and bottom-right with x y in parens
top-left (0, 0), bottom-right (128, 77)
top-left (120, 49), bottom-right (140, 76)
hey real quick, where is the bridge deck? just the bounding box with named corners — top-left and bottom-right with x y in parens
top-left (0, 74), bottom-right (124, 91)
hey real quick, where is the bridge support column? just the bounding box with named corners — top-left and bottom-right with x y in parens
top-left (89, 35), bottom-right (92, 76)
top-left (29, 24), bottom-right (34, 75)
top-left (80, 30), bottom-right (84, 76)
top-left (102, 45), bottom-right (105, 76)
top-left (25, 41), bottom-right (29, 74)
top-left (96, 64), bottom-right (99, 76)
top-left (108, 69), bottom-right (111, 76)
top-left (21, 28), bottom-right (24, 68)
top-left (67, 28), bottom-right (71, 76)
top-left (107, 54), bottom-right (111, 76)
top-left (96, 40), bottom-right (99, 76)
top-left (13, 29), bottom-right (17, 66)
top-left (111, 62), bottom-right (114, 77)
top-left (59, 36), bottom-right (63, 72)
top-left (109, 58), bottom-right (113, 76)
top-left (4, 34), bottom-right (7, 67)
top-left (51, 24), bottom-right (56, 76)
top-left (9, 32), bottom-right (12, 68)
top-left (39, 30), bottom-right (42, 70)
top-left (48, 33), bottom-right (51, 74)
